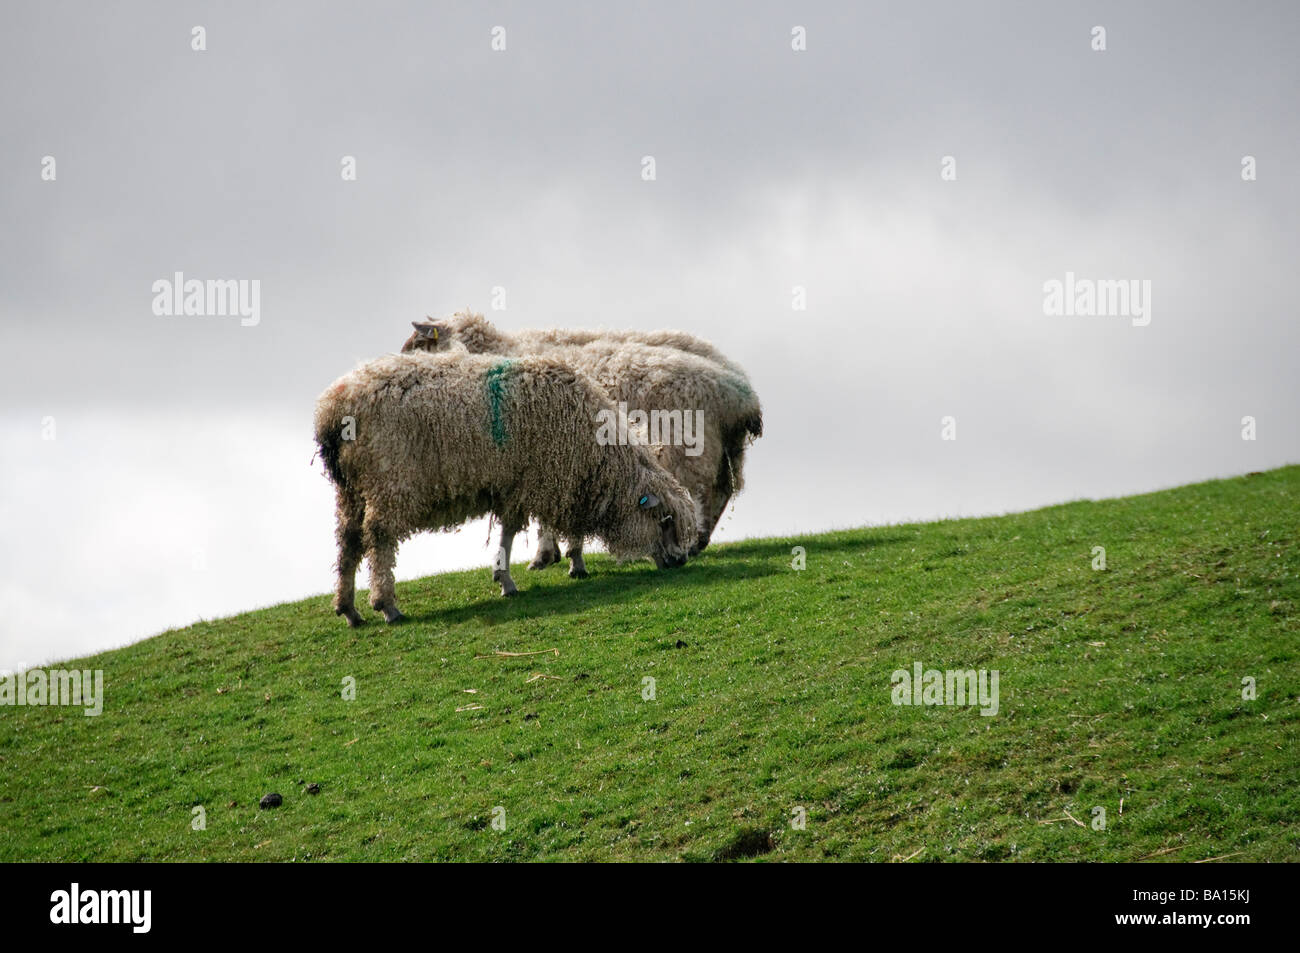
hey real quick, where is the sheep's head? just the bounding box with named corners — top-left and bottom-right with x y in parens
top-left (604, 461), bottom-right (700, 569)
top-left (643, 441), bottom-right (713, 557)
top-left (402, 318), bottom-right (450, 353)
top-left (401, 311), bottom-right (506, 355)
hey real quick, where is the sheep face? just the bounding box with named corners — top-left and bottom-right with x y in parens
top-left (402, 319), bottom-right (451, 353)
top-left (604, 464), bottom-right (700, 569)
top-left (402, 312), bottom-right (501, 355)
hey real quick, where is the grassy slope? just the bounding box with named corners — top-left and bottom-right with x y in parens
top-left (1, 467), bottom-right (1296, 862)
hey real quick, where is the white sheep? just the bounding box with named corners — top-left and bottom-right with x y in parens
top-left (402, 312), bottom-right (762, 577)
top-left (314, 349), bottom-right (700, 624)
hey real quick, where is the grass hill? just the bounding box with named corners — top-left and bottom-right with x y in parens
top-left (1, 467), bottom-right (1296, 861)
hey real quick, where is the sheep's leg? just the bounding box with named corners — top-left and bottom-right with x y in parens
top-left (363, 514), bottom-right (404, 623)
top-left (333, 491), bottom-right (366, 627)
top-left (492, 519), bottom-right (523, 597)
top-left (528, 528), bottom-right (562, 570)
top-left (493, 522), bottom-right (522, 596)
top-left (564, 538), bottom-right (589, 579)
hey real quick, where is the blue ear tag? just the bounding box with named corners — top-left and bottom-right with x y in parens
top-left (639, 495), bottom-right (649, 506)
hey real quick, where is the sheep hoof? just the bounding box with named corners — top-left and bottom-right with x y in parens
top-left (337, 606), bottom-right (365, 628)
top-left (528, 550), bottom-right (559, 570)
top-left (380, 606), bottom-right (406, 623)
top-left (568, 567), bottom-right (589, 580)
top-left (494, 568), bottom-right (519, 597)
top-left (501, 587), bottom-right (518, 598)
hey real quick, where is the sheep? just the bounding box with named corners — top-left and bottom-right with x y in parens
top-left (404, 310), bottom-right (744, 373)
top-left (314, 349), bottom-right (700, 625)
top-left (400, 312), bottom-right (762, 577)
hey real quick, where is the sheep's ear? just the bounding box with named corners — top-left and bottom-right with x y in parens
top-left (638, 492), bottom-right (661, 510)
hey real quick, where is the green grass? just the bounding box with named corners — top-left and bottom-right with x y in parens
top-left (2, 467), bottom-right (1297, 862)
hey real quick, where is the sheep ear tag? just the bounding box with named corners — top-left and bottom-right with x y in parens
top-left (638, 492), bottom-right (661, 509)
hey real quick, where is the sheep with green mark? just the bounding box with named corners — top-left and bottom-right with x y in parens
top-left (314, 350), bottom-right (699, 624)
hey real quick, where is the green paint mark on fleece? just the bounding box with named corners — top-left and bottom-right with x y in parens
top-left (485, 359), bottom-right (515, 447)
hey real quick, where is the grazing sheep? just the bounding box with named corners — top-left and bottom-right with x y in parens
top-left (314, 350), bottom-right (700, 625)
top-left (401, 312), bottom-right (762, 576)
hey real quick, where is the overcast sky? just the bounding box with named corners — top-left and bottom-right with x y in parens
top-left (2, 1), bottom-right (1297, 669)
